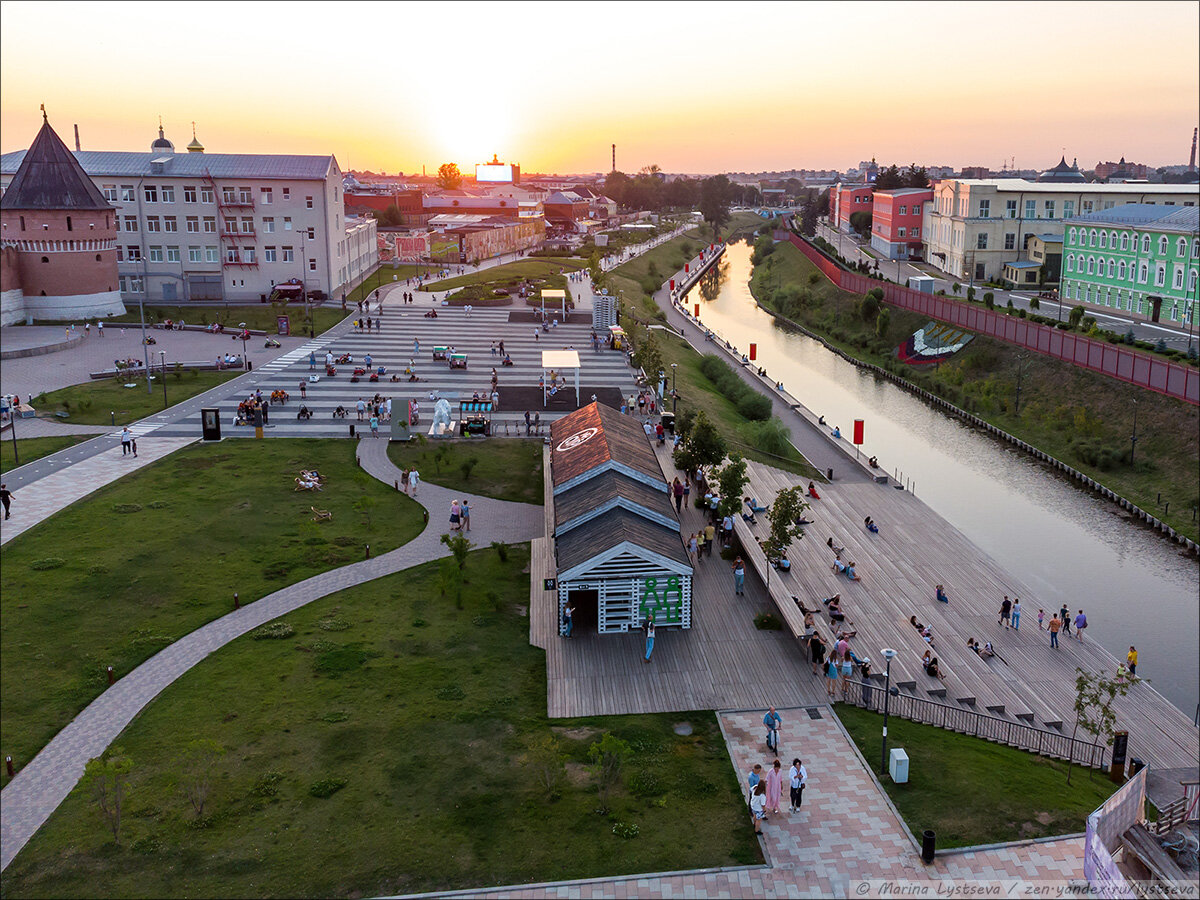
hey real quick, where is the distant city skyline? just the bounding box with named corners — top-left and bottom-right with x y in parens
top-left (2, 1), bottom-right (1198, 175)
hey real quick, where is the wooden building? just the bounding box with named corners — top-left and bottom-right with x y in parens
top-left (548, 402), bottom-right (692, 636)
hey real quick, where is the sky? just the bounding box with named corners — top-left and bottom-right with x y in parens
top-left (2, 0), bottom-right (1198, 175)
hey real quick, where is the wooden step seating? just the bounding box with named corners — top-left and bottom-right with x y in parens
top-left (529, 536), bottom-right (557, 650)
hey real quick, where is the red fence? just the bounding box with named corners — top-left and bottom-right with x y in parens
top-left (783, 233), bottom-right (1199, 404)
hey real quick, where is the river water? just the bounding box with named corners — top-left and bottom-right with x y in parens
top-left (686, 240), bottom-right (1199, 715)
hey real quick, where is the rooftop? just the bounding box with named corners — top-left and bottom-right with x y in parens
top-left (0, 148), bottom-right (337, 182)
top-left (549, 402), bottom-right (666, 490)
top-left (555, 506), bottom-right (689, 575)
top-left (0, 116), bottom-right (113, 212)
top-left (1064, 204), bottom-right (1200, 232)
top-left (942, 178), bottom-right (1198, 195)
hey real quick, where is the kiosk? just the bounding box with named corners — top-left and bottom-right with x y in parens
top-left (432, 346), bottom-right (449, 361)
top-left (449, 353), bottom-right (468, 370)
top-left (459, 400), bottom-right (492, 436)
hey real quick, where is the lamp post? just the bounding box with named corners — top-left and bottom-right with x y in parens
top-left (1129, 399), bottom-right (1138, 468)
top-left (238, 322), bottom-right (248, 372)
top-left (299, 236), bottom-right (309, 327)
top-left (137, 294), bottom-right (153, 395)
top-left (7, 401), bottom-right (18, 466)
top-left (159, 350), bottom-right (168, 409)
top-left (880, 648), bottom-right (897, 776)
top-left (670, 363), bottom-right (678, 412)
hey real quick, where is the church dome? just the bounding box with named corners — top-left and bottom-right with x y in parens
top-left (186, 122), bottom-right (204, 153)
top-left (1038, 155), bottom-right (1085, 183)
top-left (150, 120), bottom-right (174, 153)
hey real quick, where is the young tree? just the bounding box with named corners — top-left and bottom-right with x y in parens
top-left (849, 210), bottom-right (873, 237)
top-left (528, 732), bottom-right (567, 798)
top-left (875, 306), bottom-right (891, 339)
top-left (175, 738), bottom-right (225, 819)
top-left (714, 454), bottom-right (748, 518)
top-left (1066, 667), bottom-right (1131, 784)
top-left (588, 732), bottom-right (632, 812)
top-left (699, 175), bottom-right (733, 238)
top-left (84, 747), bottom-right (134, 845)
top-left (1068, 305), bottom-right (1086, 328)
top-left (631, 334), bottom-right (664, 391)
top-left (762, 486), bottom-right (809, 563)
top-left (674, 407), bottom-right (697, 441)
top-left (440, 531), bottom-right (473, 570)
top-left (673, 409), bottom-right (727, 476)
top-left (436, 163), bottom-right (463, 191)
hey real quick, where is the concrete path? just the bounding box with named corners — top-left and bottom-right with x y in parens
top-left (0, 435), bottom-right (542, 872)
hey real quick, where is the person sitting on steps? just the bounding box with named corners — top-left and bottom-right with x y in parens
top-left (922, 650), bottom-right (946, 681)
top-left (827, 537), bottom-right (845, 555)
top-left (864, 516), bottom-right (879, 533)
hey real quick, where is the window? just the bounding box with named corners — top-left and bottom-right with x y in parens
top-left (1120, 233), bottom-right (1128, 251)
top-left (144, 185), bottom-right (158, 203)
top-left (1005, 199), bottom-right (1017, 218)
top-left (164, 216), bottom-right (178, 232)
top-left (222, 187), bottom-right (237, 203)
top-left (1067, 255), bottom-right (1074, 273)
top-left (186, 216), bottom-right (199, 233)
top-left (161, 185), bottom-right (175, 203)
top-left (1024, 199), bottom-right (1036, 219)
top-left (1118, 260), bottom-right (1126, 279)
top-left (976, 233), bottom-right (987, 250)
top-left (283, 217), bottom-right (293, 231)
top-left (1194, 239), bottom-right (1199, 257)
top-left (238, 188), bottom-right (252, 203)
top-left (1044, 200), bottom-right (1055, 218)
top-left (305, 196), bottom-right (314, 209)
top-left (1174, 267), bottom-right (1184, 290)
top-left (1142, 235), bottom-right (1151, 253)
top-left (1190, 269), bottom-right (1198, 293)
top-left (205, 246), bottom-right (219, 263)
top-left (1088, 229), bottom-right (1096, 247)
top-left (260, 188), bottom-right (273, 204)
top-left (240, 216), bottom-right (253, 233)
top-left (224, 218), bottom-right (237, 234)
top-left (262, 217), bottom-right (275, 233)
top-left (264, 246), bottom-right (277, 262)
top-left (1063, 200), bottom-right (1074, 219)
top-left (200, 187), bottom-right (214, 204)
top-left (1179, 238), bottom-right (1188, 257)
top-left (282, 246), bottom-right (294, 262)
top-left (912, 204), bottom-right (921, 216)
top-left (166, 246), bottom-right (180, 262)
top-left (203, 216), bottom-right (217, 233)
top-left (1138, 261), bottom-right (1148, 283)
top-left (282, 187), bottom-right (290, 200)
top-left (306, 227), bottom-right (315, 241)
top-left (121, 185), bottom-right (136, 202)
top-left (118, 275), bottom-right (127, 291)
top-left (978, 199), bottom-right (990, 218)
top-left (146, 216), bottom-right (160, 233)
top-left (1068, 227), bottom-right (1076, 245)
top-left (129, 275), bottom-right (143, 293)
top-left (309, 257), bottom-right (317, 271)
top-left (148, 246), bottom-right (164, 262)
top-left (899, 205), bottom-right (907, 215)
top-left (910, 226), bottom-right (919, 238)
top-left (897, 227), bottom-right (906, 237)
top-left (184, 186), bottom-right (197, 203)
top-left (1107, 259), bottom-right (1116, 277)
top-left (188, 245), bottom-right (202, 262)
top-left (1086, 257), bottom-right (1095, 275)
top-left (123, 215), bottom-right (138, 232)
top-left (1082, 200), bottom-right (1094, 214)
top-left (243, 247), bottom-right (256, 264)
top-left (226, 248), bottom-right (240, 263)
top-left (1155, 264), bottom-right (1166, 287)
top-left (1159, 236), bottom-right (1169, 255)
top-left (103, 184), bottom-right (118, 201)
top-left (1110, 231), bottom-right (1118, 248)
top-left (1099, 231), bottom-right (1108, 249)
top-left (116, 246), bottom-right (124, 261)
top-left (126, 245), bottom-right (141, 260)
top-left (1000, 232), bottom-right (1014, 251)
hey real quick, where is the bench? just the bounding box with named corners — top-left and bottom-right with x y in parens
top-left (89, 359), bottom-right (244, 379)
top-left (150, 323), bottom-right (268, 336)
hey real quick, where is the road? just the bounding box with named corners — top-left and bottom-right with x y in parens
top-left (813, 221), bottom-right (1198, 348)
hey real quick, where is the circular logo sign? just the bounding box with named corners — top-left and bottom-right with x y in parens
top-left (556, 427), bottom-right (598, 453)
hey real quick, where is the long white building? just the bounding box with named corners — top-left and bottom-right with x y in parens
top-left (0, 125), bottom-right (377, 305)
top-left (923, 179), bottom-right (1198, 283)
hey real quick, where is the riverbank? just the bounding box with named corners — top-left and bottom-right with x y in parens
top-left (748, 240), bottom-right (1200, 545)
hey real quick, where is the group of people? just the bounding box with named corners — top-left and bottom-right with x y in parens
top-left (398, 467), bottom-right (421, 496)
top-left (448, 498), bottom-right (470, 531)
top-left (747, 751), bottom-right (809, 836)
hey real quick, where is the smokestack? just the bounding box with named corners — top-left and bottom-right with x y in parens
top-left (1190, 127), bottom-right (1197, 172)
top-left (612, 143), bottom-right (616, 173)
top-left (74, 124), bottom-right (80, 152)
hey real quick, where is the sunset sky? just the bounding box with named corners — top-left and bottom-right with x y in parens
top-left (2, 0), bottom-right (1198, 175)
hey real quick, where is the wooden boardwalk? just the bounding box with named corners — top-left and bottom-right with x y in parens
top-left (539, 439), bottom-right (1198, 771)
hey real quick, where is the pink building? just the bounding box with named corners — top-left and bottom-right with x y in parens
top-left (829, 183), bottom-right (874, 233)
top-left (869, 187), bottom-right (932, 260)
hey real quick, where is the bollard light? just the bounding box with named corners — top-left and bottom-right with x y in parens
top-left (6, 755), bottom-right (14, 777)
top-left (234, 592), bottom-right (240, 609)
top-left (107, 665), bottom-right (115, 685)
top-left (365, 544), bottom-right (371, 560)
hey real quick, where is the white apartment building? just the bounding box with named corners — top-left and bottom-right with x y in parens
top-left (0, 127), bottom-right (378, 304)
top-left (923, 179), bottom-right (1199, 284)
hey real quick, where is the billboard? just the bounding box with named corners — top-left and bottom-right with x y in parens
top-left (476, 163), bottom-right (515, 183)
top-left (394, 234), bottom-right (429, 261)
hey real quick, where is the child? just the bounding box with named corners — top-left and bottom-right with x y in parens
top-left (1037, 608), bottom-right (1045, 630)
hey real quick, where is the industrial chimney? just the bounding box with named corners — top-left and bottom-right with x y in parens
top-left (74, 123), bottom-right (80, 151)
top-left (612, 143), bottom-right (616, 173)
top-left (1190, 127), bottom-right (1197, 172)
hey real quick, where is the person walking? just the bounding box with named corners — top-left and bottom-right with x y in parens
top-left (789, 758), bottom-right (807, 812)
top-left (1127, 646), bottom-right (1137, 676)
top-left (643, 617), bottom-right (656, 663)
top-left (704, 522), bottom-right (716, 556)
top-left (131, 437), bottom-right (138, 458)
top-left (1060, 604), bottom-right (1071, 636)
top-left (0, 483), bottom-right (12, 520)
top-left (749, 782), bottom-right (767, 836)
top-left (732, 557), bottom-right (746, 596)
top-left (998, 595), bottom-right (1012, 628)
top-left (97, 321), bottom-right (104, 337)
top-left (824, 654), bottom-right (840, 699)
top-left (369, 414), bottom-right (379, 437)
top-left (695, 528), bottom-right (706, 561)
top-left (672, 477), bottom-right (684, 513)
top-left (763, 707), bottom-right (781, 752)
top-left (409, 467), bottom-right (420, 497)
top-left (1037, 608), bottom-right (1045, 630)
top-left (1049, 613), bottom-right (1061, 649)
top-left (809, 633), bottom-right (827, 676)
top-left (309, 351), bottom-right (317, 370)
top-left (1010, 598), bottom-right (1022, 631)
top-left (1074, 609), bottom-right (1087, 641)
top-left (746, 762), bottom-right (763, 801)
top-left (562, 602), bottom-right (574, 638)
top-left (120, 427), bottom-right (132, 456)
top-left (356, 398), bottom-right (366, 421)
top-left (401, 468), bottom-right (410, 495)
top-left (766, 759), bottom-right (784, 816)
top-left (461, 498), bottom-right (470, 532)
top-left (449, 499), bottom-right (462, 531)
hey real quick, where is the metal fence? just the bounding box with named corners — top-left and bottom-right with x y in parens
top-left (782, 232), bottom-right (1199, 405)
top-left (842, 679), bottom-right (1107, 770)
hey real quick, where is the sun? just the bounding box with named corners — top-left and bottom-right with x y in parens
top-left (427, 105), bottom-right (513, 169)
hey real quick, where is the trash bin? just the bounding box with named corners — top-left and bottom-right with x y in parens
top-left (661, 411), bottom-right (675, 435)
top-left (827, 467), bottom-right (834, 480)
top-left (349, 424), bottom-right (356, 438)
top-left (1129, 758), bottom-right (1145, 777)
top-left (921, 830), bottom-right (936, 863)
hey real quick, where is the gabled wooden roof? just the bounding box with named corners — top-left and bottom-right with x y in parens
top-left (554, 469), bottom-right (676, 534)
top-left (556, 507), bottom-right (691, 577)
top-left (549, 402), bottom-right (665, 491)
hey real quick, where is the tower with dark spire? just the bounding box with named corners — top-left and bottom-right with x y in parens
top-left (0, 109), bottom-right (124, 324)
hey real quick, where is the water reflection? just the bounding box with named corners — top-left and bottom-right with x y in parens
top-left (688, 241), bottom-right (1199, 714)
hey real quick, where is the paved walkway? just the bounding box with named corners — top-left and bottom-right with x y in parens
top-left (389, 706), bottom-right (1085, 898)
top-left (0, 435), bottom-right (542, 872)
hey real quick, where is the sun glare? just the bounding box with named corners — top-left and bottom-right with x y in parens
top-left (427, 105), bottom-right (513, 170)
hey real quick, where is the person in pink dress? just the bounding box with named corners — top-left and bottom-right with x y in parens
top-left (765, 758), bottom-right (784, 816)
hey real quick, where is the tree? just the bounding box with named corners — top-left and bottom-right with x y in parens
top-left (675, 407), bottom-right (697, 441)
top-left (440, 531), bottom-right (472, 570)
top-left (904, 164), bottom-right (930, 188)
top-left (175, 738), bottom-right (225, 819)
top-left (673, 409), bottom-right (727, 476)
top-left (966, 286), bottom-right (976, 302)
top-left (588, 732), bottom-right (632, 812)
top-left (875, 306), bottom-right (891, 339)
top-left (84, 747), bottom-right (134, 845)
top-left (952, 282), bottom-right (962, 296)
top-left (798, 189), bottom-right (826, 236)
top-left (873, 164), bottom-right (904, 190)
top-left (371, 204), bottom-right (404, 228)
top-left (1066, 667), bottom-right (1131, 785)
top-left (714, 454), bottom-right (748, 518)
top-left (459, 456), bottom-right (478, 482)
top-left (528, 733), bottom-right (567, 798)
top-left (762, 486), bottom-right (808, 563)
top-left (699, 175), bottom-right (734, 238)
top-left (436, 163), bottom-right (463, 191)
top-left (631, 334), bottom-right (664, 391)
top-left (1068, 305), bottom-right (1086, 328)
top-left (860, 288), bottom-right (882, 323)
top-left (849, 210), bottom-right (873, 237)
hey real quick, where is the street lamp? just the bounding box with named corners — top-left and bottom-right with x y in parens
top-left (159, 350), bottom-right (168, 409)
top-left (880, 648), bottom-right (897, 776)
top-left (1129, 399), bottom-right (1138, 468)
top-left (670, 363), bottom-right (678, 412)
top-left (238, 322), bottom-right (249, 371)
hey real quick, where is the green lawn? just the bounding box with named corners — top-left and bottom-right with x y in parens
top-left (1, 434), bottom-right (92, 473)
top-left (91, 305), bottom-right (346, 336)
top-left (387, 438), bottom-right (544, 505)
top-left (344, 263), bottom-right (423, 308)
top-left (0, 439), bottom-right (424, 772)
top-left (1, 547), bottom-right (761, 898)
top-left (426, 258), bottom-right (589, 293)
top-left (30, 371), bottom-right (243, 426)
top-left (755, 241), bottom-right (1200, 541)
top-left (836, 706), bottom-right (1117, 848)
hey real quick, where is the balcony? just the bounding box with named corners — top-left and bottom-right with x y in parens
top-left (218, 196), bottom-right (255, 210)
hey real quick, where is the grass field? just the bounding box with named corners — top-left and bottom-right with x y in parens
top-left (345, 263), bottom-right (423, 307)
top-left (0, 439), bottom-right (424, 772)
top-left (30, 370), bottom-right (243, 426)
top-left (836, 706), bottom-right (1116, 848)
top-left (96, 305), bottom-right (346, 336)
top-left (1, 433), bottom-right (92, 472)
top-left (754, 241), bottom-right (1200, 540)
top-left (1, 547), bottom-right (761, 898)
top-left (426, 258), bottom-right (589, 293)
top-left (387, 438), bottom-right (543, 504)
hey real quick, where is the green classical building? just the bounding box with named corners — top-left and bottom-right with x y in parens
top-left (1060, 204), bottom-right (1198, 326)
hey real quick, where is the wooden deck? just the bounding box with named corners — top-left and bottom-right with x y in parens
top-left (538, 440), bottom-right (1198, 772)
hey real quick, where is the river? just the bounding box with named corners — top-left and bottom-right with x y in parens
top-left (686, 239), bottom-right (1199, 715)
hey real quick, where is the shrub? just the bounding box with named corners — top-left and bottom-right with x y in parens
top-left (30, 557), bottom-right (66, 570)
top-left (251, 622), bottom-right (295, 640)
top-left (737, 392), bottom-right (772, 421)
top-left (966, 286), bottom-right (976, 302)
top-left (754, 612), bottom-right (783, 630)
top-left (751, 417), bottom-right (792, 457)
top-left (308, 777), bottom-right (347, 798)
top-left (612, 822), bottom-right (640, 839)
